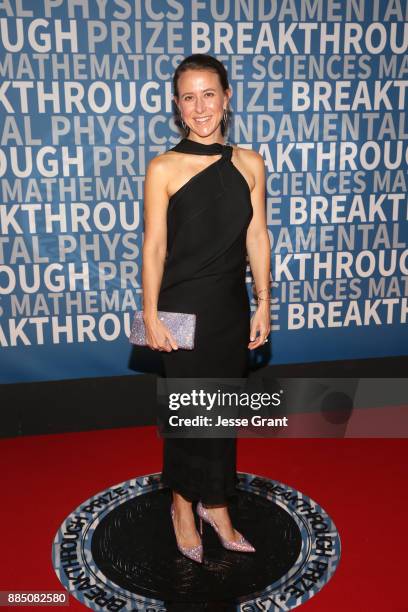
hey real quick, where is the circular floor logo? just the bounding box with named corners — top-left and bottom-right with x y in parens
top-left (52, 472), bottom-right (341, 610)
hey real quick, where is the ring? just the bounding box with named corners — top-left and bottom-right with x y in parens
top-left (263, 338), bottom-right (269, 344)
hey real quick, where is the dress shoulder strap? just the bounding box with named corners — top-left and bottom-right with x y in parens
top-left (171, 137), bottom-right (232, 161)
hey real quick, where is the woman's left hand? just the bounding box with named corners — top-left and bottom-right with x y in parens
top-left (248, 303), bottom-right (271, 350)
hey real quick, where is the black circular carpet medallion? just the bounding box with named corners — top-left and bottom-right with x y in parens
top-left (52, 472), bottom-right (341, 611)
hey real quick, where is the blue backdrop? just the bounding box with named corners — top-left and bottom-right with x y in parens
top-left (1, 1), bottom-right (407, 383)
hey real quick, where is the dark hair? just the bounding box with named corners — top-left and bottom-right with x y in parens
top-left (172, 54), bottom-right (231, 137)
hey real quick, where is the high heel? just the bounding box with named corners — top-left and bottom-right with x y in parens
top-left (170, 503), bottom-right (203, 563)
top-left (196, 501), bottom-right (255, 553)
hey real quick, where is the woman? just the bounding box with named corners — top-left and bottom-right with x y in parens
top-left (141, 54), bottom-right (271, 563)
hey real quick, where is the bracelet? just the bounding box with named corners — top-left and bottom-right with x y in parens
top-left (253, 285), bottom-right (272, 306)
top-left (254, 287), bottom-right (269, 296)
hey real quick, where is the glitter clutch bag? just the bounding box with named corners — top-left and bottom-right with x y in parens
top-left (129, 311), bottom-right (196, 350)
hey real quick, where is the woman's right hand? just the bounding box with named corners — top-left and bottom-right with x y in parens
top-left (143, 313), bottom-right (179, 352)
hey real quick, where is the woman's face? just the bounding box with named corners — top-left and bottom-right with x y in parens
top-left (175, 69), bottom-right (230, 139)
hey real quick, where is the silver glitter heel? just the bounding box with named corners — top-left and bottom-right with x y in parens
top-left (196, 501), bottom-right (255, 553)
top-left (170, 503), bottom-right (203, 563)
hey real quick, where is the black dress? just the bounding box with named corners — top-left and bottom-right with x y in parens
top-left (157, 137), bottom-right (253, 505)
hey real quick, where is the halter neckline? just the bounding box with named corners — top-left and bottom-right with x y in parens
top-left (172, 137), bottom-right (230, 156)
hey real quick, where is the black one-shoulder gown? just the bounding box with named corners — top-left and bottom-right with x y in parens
top-left (157, 137), bottom-right (253, 505)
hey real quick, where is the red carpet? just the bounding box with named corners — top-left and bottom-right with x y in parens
top-left (0, 428), bottom-right (406, 611)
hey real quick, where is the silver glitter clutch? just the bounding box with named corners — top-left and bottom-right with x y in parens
top-left (129, 311), bottom-right (196, 350)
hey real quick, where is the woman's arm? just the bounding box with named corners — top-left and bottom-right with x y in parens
top-left (142, 156), bottom-right (168, 318)
top-left (142, 155), bottom-right (178, 351)
top-left (245, 151), bottom-right (271, 350)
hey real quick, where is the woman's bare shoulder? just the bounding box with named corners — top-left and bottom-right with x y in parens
top-left (231, 143), bottom-right (264, 166)
top-left (147, 149), bottom-right (178, 168)
top-left (145, 150), bottom-right (178, 185)
top-left (230, 144), bottom-right (265, 192)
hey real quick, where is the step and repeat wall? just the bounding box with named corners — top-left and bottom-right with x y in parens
top-left (0, 1), bottom-right (407, 383)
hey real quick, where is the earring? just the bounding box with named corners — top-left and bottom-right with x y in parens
top-left (181, 117), bottom-right (188, 132)
top-left (222, 108), bottom-right (228, 127)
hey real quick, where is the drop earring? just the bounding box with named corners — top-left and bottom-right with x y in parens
top-left (180, 116), bottom-right (189, 133)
